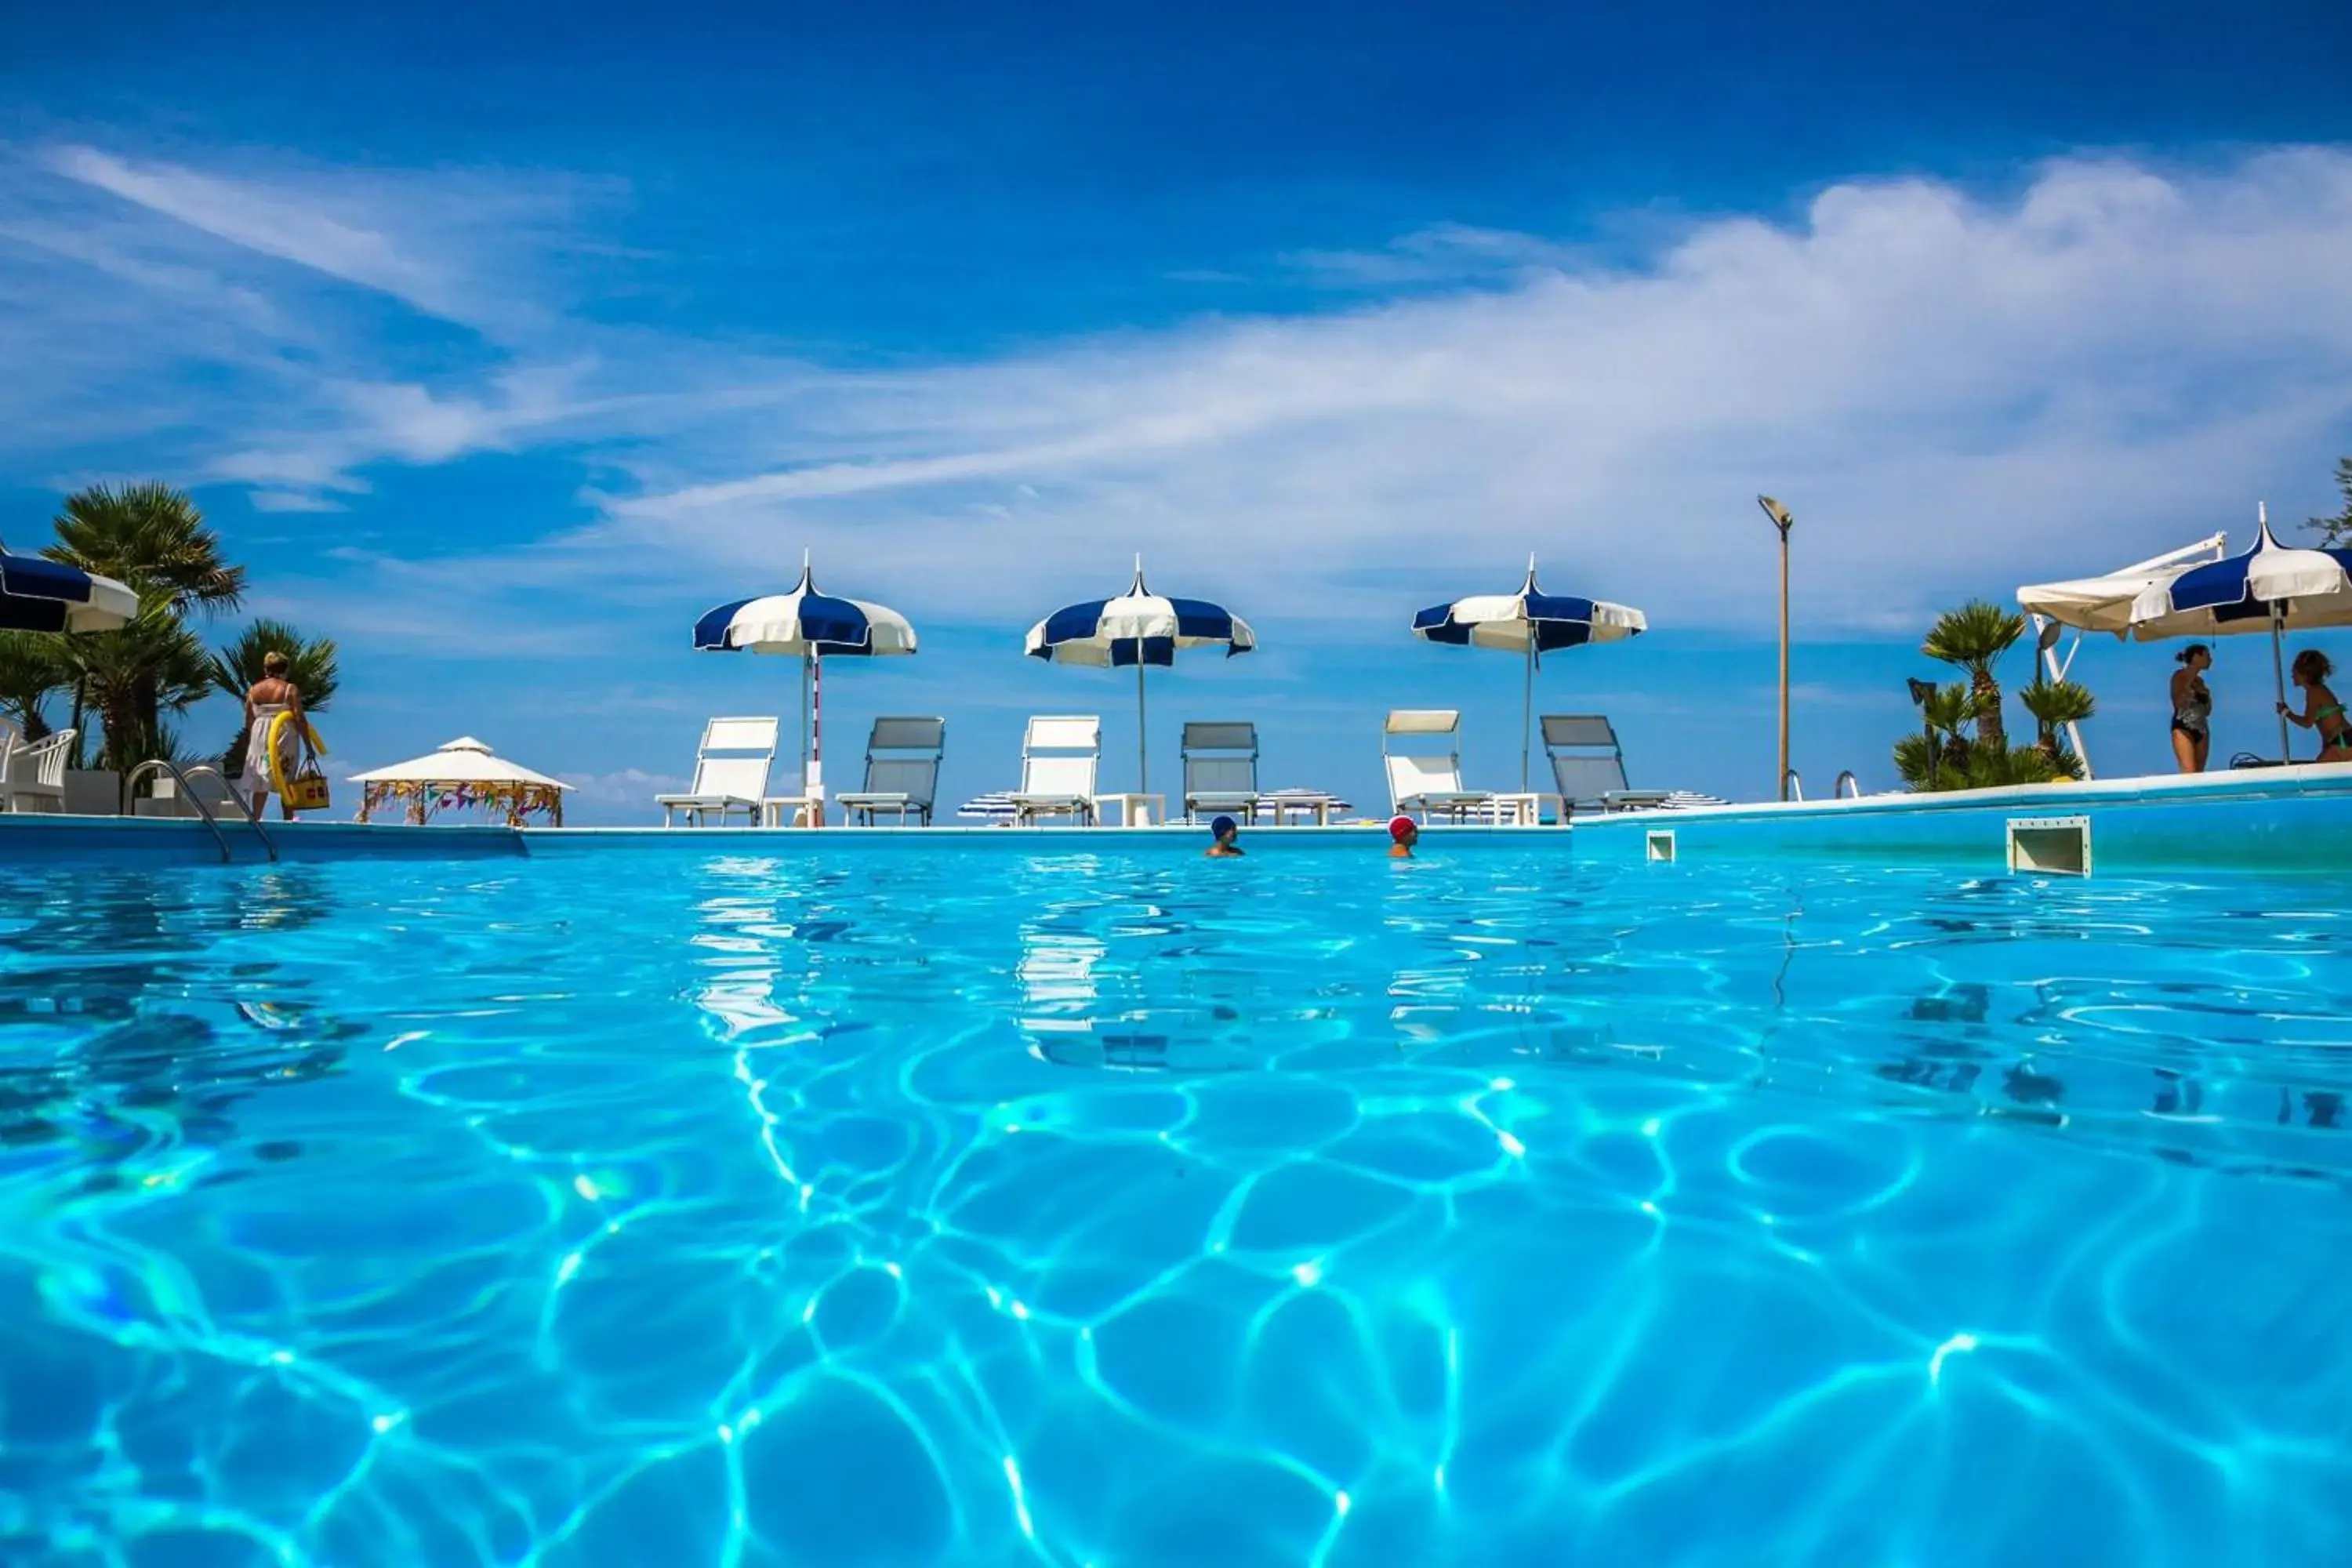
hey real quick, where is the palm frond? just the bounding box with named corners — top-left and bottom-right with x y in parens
top-left (2018, 678), bottom-right (2097, 728)
top-left (209, 619), bottom-right (340, 710)
top-left (43, 481), bottom-right (245, 618)
top-left (0, 630), bottom-right (71, 740)
top-left (1921, 601), bottom-right (2027, 669)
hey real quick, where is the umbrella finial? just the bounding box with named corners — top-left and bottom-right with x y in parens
top-left (1131, 553), bottom-right (1147, 593)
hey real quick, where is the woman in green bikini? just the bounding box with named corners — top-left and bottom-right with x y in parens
top-left (2278, 649), bottom-right (2352, 764)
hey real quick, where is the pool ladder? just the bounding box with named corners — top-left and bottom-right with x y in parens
top-left (123, 759), bottom-right (278, 863)
top-left (1783, 769), bottom-right (1865, 803)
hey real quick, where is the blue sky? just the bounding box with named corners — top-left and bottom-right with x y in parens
top-left (5, 2), bottom-right (2351, 819)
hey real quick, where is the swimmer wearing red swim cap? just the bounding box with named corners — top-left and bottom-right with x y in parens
top-left (1388, 815), bottom-right (1418, 858)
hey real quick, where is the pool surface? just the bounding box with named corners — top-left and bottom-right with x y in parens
top-left (4, 845), bottom-right (2349, 1566)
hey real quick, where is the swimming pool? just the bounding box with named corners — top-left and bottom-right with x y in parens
top-left (4, 844), bottom-right (2347, 1566)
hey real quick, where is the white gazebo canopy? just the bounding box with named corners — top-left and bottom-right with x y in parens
top-left (349, 735), bottom-right (572, 790)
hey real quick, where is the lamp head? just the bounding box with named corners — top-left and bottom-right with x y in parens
top-left (1756, 495), bottom-right (1794, 535)
top-left (2036, 618), bottom-right (2063, 652)
top-left (1906, 677), bottom-right (1936, 707)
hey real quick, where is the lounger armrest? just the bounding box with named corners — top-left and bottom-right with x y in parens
top-left (1185, 790), bottom-right (1260, 807)
top-left (1601, 789), bottom-right (1674, 811)
top-left (834, 792), bottom-right (912, 807)
top-left (655, 792), bottom-right (760, 808)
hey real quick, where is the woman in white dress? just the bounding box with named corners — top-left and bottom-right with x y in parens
top-left (242, 651), bottom-right (311, 820)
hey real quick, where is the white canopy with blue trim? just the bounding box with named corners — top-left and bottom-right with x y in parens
top-left (692, 556), bottom-right (918, 816)
top-left (1412, 556), bottom-right (1647, 789)
top-left (0, 545), bottom-right (140, 633)
top-left (2128, 509), bottom-right (2352, 759)
top-left (1025, 558), bottom-right (1255, 794)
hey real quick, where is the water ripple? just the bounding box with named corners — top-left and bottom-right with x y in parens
top-left (3, 850), bottom-right (2350, 1566)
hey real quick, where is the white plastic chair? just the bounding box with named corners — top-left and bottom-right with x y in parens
top-left (836, 717), bottom-right (946, 826)
top-left (1383, 710), bottom-right (1494, 823)
top-left (655, 716), bottom-right (779, 826)
top-left (1009, 716), bottom-right (1100, 826)
top-left (2, 728), bottom-right (76, 814)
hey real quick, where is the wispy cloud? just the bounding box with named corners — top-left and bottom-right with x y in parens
top-left (9, 139), bottom-right (2352, 644)
top-left (45, 146), bottom-right (474, 321)
top-left (1282, 221), bottom-right (1591, 286)
top-left (557, 767), bottom-right (688, 806)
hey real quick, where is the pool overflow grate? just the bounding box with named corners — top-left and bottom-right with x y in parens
top-left (1646, 829), bottom-right (1676, 863)
top-left (2007, 815), bottom-right (2090, 877)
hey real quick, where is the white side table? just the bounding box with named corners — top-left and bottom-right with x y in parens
top-left (1265, 795), bottom-right (1336, 826)
top-left (1091, 792), bottom-right (1167, 827)
top-left (1490, 793), bottom-right (1544, 827)
top-left (760, 795), bottom-right (823, 827)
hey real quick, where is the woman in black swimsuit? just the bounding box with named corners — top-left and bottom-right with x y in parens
top-left (2169, 644), bottom-right (2212, 774)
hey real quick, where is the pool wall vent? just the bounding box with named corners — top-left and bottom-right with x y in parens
top-left (1646, 829), bottom-right (1676, 863)
top-left (2007, 815), bottom-right (2090, 877)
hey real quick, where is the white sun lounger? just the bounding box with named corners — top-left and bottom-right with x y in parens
top-left (1384, 710), bottom-right (1494, 823)
top-left (1008, 716), bottom-right (1100, 826)
top-left (835, 716), bottom-right (946, 826)
top-left (1542, 714), bottom-right (1674, 815)
top-left (1181, 720), bottom-right (1261, 822)
top-left (655, 716), bottom-right (779, 826)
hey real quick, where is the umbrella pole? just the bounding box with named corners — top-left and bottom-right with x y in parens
top-left (811, 648), bottom-right (824, 826)
top-left (1521, 640), bottom-right (1534, 792)
top-left (1137, 658), bottom-right (1149, 800)
top-left (800, 652), bottom-right (811, 797)
top-left (2274, 608), bottom-right (2291, 761)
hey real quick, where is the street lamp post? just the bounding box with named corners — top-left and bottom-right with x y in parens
top-left (1758, 495), bottom-right (1795, 800)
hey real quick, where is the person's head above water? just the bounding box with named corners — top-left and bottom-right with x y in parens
top-left (1206, 814), bottom-right (1243, 855)
top-left (1388, 815), bottom-right (1418, 856)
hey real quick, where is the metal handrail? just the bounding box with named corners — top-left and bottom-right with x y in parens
top-left (1835, 770), bottom-right (1862, 799)
top-left (1783, 768), bottom-right (1804, 802)
top-left (184, 764), bottom-right (277, 862)
top-left (122, 759), bottom-right (278, 863)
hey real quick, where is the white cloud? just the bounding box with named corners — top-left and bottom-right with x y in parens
top-left (8, 140), bottom-right (2352, 642)
top-left (588, 148), bottom-right (2352, 634)
top-left (557, 767), bottom-right (688, 805)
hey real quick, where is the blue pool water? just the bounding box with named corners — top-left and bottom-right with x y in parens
top-left (3, 844), bottom-right (2350, 1566)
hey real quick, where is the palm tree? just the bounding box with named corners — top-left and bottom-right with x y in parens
top-left (1894, 681), bottom-right (1979, 790)
top-left (209, 619), bottom-right (339, 779)
top-left (2018, 678), bottom-right (2097, 763)
top-left (0, 630), bottom-right (71, 741)
top-left (61, 605), bottom-right (216, 771)
top-left (1922, 601), bottom-right (2026, 753)
top-left (1923, 681), bottom-right (1975, 773)
top-left (41, 482), bottom-right (244, 771)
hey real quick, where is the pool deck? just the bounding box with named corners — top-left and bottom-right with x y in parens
top-left (5, 764), bottom-right (2351, 871)
top-left (1571, 761), bottom-right (2352, 873)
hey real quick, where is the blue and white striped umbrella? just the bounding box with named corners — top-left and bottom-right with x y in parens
top-left (693, 555), bottom-right (917, 813)
top-left (1025, 557), bottom-right (1256, 795)
top-left (1412, 555), bottom-right (1647, 789)
top-left (0, 544), bottom-right (139, 633)
top-left (2129, 508), bottom-right (2352, 757)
